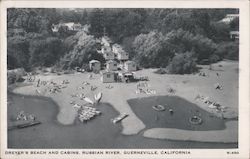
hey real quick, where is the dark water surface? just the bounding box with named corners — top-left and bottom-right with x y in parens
top-left (128, 96), bottom-right (233, 131)
top-left (8, 93), bottom-right (237, 149)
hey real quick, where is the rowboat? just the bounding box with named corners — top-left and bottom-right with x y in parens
top-left (112, 114), bottom-right (128, 124)
top-left (208, 103), bottom-right (217, 109)
top-left (94, 92), bottom-right (102, 103)
top-left (83, 97), bottom-right (94, 105)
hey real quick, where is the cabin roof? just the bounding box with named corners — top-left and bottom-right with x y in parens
top-left (230, 31), bottom-right (239, 35)
top-left (125, 60), bottom-right (135, 64)
top-left (101, 70), bottom-right (115, 74)
top-left (106, 60), bottom-right (117, 64)
top-left (89, 60), bottom-right (100, 64)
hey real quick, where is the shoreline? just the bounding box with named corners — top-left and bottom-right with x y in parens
top-left (8, 93), bottom-right (237, 148)
top-left (10, 61), bottom-right (238, 143)
top-left (8, 91), bottom-right (238, 143)
top-left (143, 120), bottom-right (238, 143)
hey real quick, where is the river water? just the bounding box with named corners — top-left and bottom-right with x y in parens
top-left (8, 93), bottom-right (237, 149)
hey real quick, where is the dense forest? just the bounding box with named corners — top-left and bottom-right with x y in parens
top-left (7, 8), bottom-right (239, 74)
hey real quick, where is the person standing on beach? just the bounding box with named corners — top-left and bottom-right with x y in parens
top-left (89, 74), bottom-right (93, 79)
top-left (37, 79), bottom-right (40, 87)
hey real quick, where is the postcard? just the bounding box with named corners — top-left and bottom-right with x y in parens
top-left (1, 0), bottom-right (249, 158)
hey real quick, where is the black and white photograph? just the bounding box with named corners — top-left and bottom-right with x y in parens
top-left (1, 0), bottom-right (249, 158)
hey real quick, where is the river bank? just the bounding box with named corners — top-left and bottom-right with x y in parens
top-left (8, 93), bottom-right (237, 148)
top-left (11, 60), bottom-right (238, 143)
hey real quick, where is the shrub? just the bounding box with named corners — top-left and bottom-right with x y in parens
top-left (7, 68), bottom-right (26, 84)
top-left (209, 54), bottom-right (220, 63)
top-left (81, 64), bottom-right (91, 72)
top-left (215, 42), bottom-right (239, 60)
top-left (7, 72), bottom-right (16, 84)
top-left (63, 70), bottom-right (74, 74)
top-left (7, 36), bottom-right (30, 70)
top-left (154, 68), bottom-right (168, 74)
top-left (167, 52), bottom-right (197, 74)
top-left (51, 64), bottom-right (63, 73)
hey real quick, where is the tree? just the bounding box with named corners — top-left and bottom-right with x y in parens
top-left (8, 8), bottom-right (55, 34)
top-left (215, 42), bottom-right (239, 60)
top-left (7, 36), bottom-right (30, 70)
top-left (133, 31), bottom-right (175, 68)
top-left (59, 32), bottom-right (104, 69)
top-left (210, 22), bottom-right (231, 42)
top-left (191, 10), bottom-right (211, 36)
top-left (88, 9), bottom-right (105, 37)
top-left (166, 29), bottom-right (217, 62)
top-left (230, 17), bottom-right (239, 31)
top-left (167, 52), bottom-right (197, 74)
top-left (29, 37), bottom-right (64, 67)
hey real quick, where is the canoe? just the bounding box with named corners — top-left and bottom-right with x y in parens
top-left (8, 121), bottom-right (41, 131)
top-left (83, 97), bottom-right (94, 105)
top-left (152, 105), bottom-right (165, 111)
top-left (112, 114), bottom-right (128, 124)
top-left (208, 104), bottom-right (217, 109)
top-left (94, 92), bottom-right (102, 103)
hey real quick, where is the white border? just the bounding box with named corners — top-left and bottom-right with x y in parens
top-left (1, 1), bottom-right (249, 159)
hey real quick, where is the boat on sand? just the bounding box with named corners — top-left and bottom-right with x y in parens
top-left (83, 97), bottom-right (94, 105)
top-left (94, 92), bottom-right (102, 103)
top-left (112, 113), bottom-right (128, 124)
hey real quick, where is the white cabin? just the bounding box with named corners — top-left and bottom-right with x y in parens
top-left (101, 71), bottom-right (116, 83)
top-left (101, 46), bottom-right (114, 60)
top-left (72, 23), bottom-right (82, 31)
top-left (51, 22), bottom-right (82, 32)
top-left (101, 36), bottom-right (113, 47)
top-left (229, 31), bottom-right (239, 40)
top-left (220, 14), bottom-right (239, 24)
top-left (106, 60), bottom-right (118, 71)
top-left (124, 61), bottom-right (136, 72)
top-left (112, 44), bottom-right (129, 60)
top-left (89, 60), bottom-right (101, 73)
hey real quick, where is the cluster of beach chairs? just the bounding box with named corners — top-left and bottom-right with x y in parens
top-left (196, 95), bottom-right (227, 113)
top-left (35, 79), bottom-right (70, 94)
top-left (16, 110), bottom-right (36, 121)
top-left (70, 100), bottom-right (102, 122)
top-left (138, 76), bottom-right (149, 81)
top-left (167, 87), bottom-right (176, 94)
top-left (70, 82), bottom-right (103, 123)
top-left (78, 106), bottom-right (101, 122)
top-left (135, 82), bottom-right (156, 95)
top-left (26, 73), bottom-right (36, 82)
top-left (106, 85), bottom-right (114, 89)
top-left (198, 72), bottom-right (208, 77)
top-left (214, 83), bottom-right (223, 90)
top-left (76, 81), bottom-right (98, 91)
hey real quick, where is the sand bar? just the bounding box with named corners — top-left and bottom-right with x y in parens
top-left (143, 121), bottom-right (238, 143)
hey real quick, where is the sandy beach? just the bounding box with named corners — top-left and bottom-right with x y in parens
top-left (12, 60), bottom-right (238, 143)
